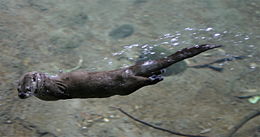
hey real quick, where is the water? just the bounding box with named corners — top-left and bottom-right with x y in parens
top-left (0, 0), bottom-right (259, 137)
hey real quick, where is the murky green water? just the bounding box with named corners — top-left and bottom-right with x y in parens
top-left (0, 0), bottom-right (259, 137)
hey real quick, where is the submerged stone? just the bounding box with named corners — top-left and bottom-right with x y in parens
top-left (164, 61), bottom-right (187, 76)
top-left (109, 24), bottom-right (134, 39)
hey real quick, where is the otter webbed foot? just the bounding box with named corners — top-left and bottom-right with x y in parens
top-left (148, 75), bottom-right (164, 84)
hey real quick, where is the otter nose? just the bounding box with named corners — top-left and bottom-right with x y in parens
top-left (18, 92), bottom-right (27, 99)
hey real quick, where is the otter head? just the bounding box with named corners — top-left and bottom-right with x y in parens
top-left (17, 72), bottom-right (41, 99)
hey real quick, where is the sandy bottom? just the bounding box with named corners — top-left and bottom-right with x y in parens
top-left (0, 0), bottom-right (259, 137)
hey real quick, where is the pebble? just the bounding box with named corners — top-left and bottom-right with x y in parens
top-left (81, 126), bottom-right (87, 130)
top-left (134, 105), bottom-right (141, 109)
top-left (249, 63), bottom-right (258, 69)
top-left (56, 128), bottom-right (61, 132)
top-left (103, 118), bottom-right (110, 122)
top-left (109, 115), bottom-right (115, 118)
top-left (5, 120), bottom-right (12, 124)
top-left (200, 128), bottom-right (211, 134)
top-left (87, 120), bottom-right (93, 123)
top-left (109, 24), bottom-right (134, 39)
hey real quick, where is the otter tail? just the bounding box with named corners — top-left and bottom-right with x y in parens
top-left (130, 44), bottom-right (222, 77)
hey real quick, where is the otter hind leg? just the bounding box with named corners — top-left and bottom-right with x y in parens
top-left (132, 73), bottom-right (164, 86)
top-left (118, 75), bottom-right (164, 96)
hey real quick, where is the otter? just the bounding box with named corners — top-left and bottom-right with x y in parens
top-left (17, 44), bottom-right (221, 101)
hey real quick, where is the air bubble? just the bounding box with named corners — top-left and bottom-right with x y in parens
top-left (176, 32), bottom-right (181, 36)
top-left (244, 37), bottom-right (250, 40)
top-left (206, 28), bottom-right (213, 31)
top-left (214, 33), bottom-right (221, 37)
top-left (170, 38), bottom-right (178, 42)
top-left (163, 33), bottom-right (174, 38)
top-left (161, 42), bottom-right (169, 45)
top-left (141, 44), bottom-right (148, 48)
top-left (184, 27), bottom-right (193, 31)
top-left (172, 42), bottom-right (179, 46)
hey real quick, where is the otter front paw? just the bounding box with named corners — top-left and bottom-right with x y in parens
top-left (149, 75), bottom-right (164, 84)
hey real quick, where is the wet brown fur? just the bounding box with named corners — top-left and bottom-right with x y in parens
top-left (17, 44), bottom-right (221, 101)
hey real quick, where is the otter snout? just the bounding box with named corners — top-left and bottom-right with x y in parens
top-left (18, 92), bottom-right (29, 99)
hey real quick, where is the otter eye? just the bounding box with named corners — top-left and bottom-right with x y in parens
top-left (26, 87), bottom-right (31, 92)
top-left (32, 77), bottom-right (36, 82)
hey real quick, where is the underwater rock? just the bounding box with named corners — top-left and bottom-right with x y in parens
top-left (164, 61), bottom-right (187, 76)
top-left (109, 24), bottom-right (134, 39)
